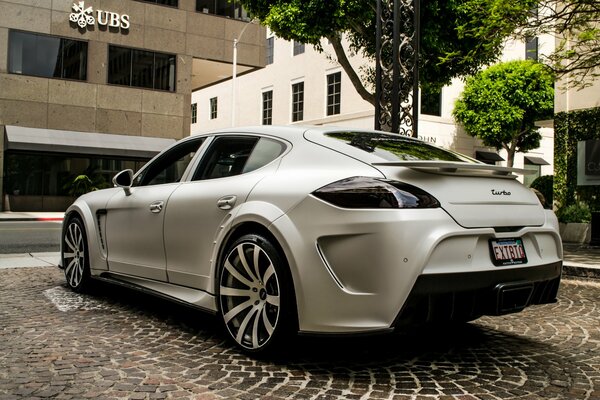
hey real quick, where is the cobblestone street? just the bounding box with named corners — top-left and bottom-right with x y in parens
top-left (0, 266), bottom-right (598, 400)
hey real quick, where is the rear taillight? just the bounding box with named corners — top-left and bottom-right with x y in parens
top-left (313, 177), bottom-right (440, 209)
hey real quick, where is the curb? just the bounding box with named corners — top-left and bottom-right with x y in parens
top-left (0, 217), bottom-right (64, 222)
top-left (563, 263), bottom-right (600, 280)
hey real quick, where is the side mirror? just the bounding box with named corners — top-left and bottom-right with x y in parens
top-left (113, 169), bottom-right (134, 196)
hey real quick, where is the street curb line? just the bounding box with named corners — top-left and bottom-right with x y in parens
top-left (563, 264), bottom-right (600, 280)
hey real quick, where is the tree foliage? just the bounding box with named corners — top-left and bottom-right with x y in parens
top-left (523, 0), bottom-right (600, 86)
top-left (239, 0), bottom-right (538, 105)
top-left (453, 60), bottom-right (554, 167)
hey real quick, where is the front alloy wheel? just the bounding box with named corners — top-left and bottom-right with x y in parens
top-left (62, 217), bottom-right (90, 292)
top-left (219, 235), bottom-right (290, 352)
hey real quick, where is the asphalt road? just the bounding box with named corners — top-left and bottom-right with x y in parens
top-left (0, 221), bottom-right (62, 254)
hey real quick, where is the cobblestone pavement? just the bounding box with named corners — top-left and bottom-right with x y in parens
top-left (0, 267), bottom-right (598, 400)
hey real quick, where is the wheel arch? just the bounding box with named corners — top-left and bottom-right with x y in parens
top-left (215, 220), bottom-right (300, 332)
top-left (62, 200), bottom-right (108, 273)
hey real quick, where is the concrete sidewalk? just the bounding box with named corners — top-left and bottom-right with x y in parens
top-left (0, 211), bottom-right (64, 222)
top-left (0, 253), bottom-right (60, 268)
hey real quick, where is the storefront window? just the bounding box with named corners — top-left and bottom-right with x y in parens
top-left (4, 152), bottom-right (146, 211)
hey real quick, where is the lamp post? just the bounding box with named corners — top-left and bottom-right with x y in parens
top-left (231, 19), bottom-right (256, 127)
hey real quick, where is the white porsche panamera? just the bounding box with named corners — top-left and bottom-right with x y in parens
top-left (60, 126), bottom-right (562, 353)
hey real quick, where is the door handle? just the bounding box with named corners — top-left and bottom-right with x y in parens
top-left (149, 201), bottom-right (164, 214)
top-left (217, 195), bottom-right (237, 210)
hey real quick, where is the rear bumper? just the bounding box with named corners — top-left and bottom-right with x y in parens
top-left (394, 261), bottom-right (562, 328)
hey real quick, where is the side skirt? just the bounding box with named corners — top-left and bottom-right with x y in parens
top-left (93, 271), bottom-right (218, 315)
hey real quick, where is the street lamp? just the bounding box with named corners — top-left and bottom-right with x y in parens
top-left (231, 19), bottom-right (257, 127)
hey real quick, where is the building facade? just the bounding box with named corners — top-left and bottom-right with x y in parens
top-left (0, 0), bottom-right (264, 211)
top-left (191, 32), bottom-right (555, 186)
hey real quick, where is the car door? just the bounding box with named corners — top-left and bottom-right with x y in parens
top-left (104, 137), bottom-right (205, 281)
top-left (164, 135), bottom-right (286, 291)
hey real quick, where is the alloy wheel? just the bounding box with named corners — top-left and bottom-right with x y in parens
top-left (63, 220), bottom-right (86, 289)
top-left (219, 241), bottom-right (281, 350)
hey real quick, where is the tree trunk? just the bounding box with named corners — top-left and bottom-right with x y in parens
top-left (506, 150), bottom-right (515, 168)
top-left (327, 35), bottom-right (375, 106)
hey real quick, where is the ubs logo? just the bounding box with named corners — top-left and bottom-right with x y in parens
top-left (70, 1), bottom-right (130, 30)
top-left (491, 189), bottom-right (511, 196)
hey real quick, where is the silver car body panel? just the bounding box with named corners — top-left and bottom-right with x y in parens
top-left (62, 125), bottom-right (562, 334)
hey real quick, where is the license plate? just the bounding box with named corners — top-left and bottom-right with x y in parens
top-left (489, 238), bottom-right (527, 266)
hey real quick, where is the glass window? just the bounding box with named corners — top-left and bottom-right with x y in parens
top-left (191, 103), bottom-right (198, 124)
top-left (262, 90), bottom-right (273, 125)
top-left (327, 72), bottom-right (341, 116)
top-left (193, 136), bottom-right (259, 180)
top-left (4, 152), bottom-right (145, 198)
top-left (266, 37), bottom-right (274, 65)
top-left (8, 31), bottom-right (87, 81)
top-left (108, 45), bottom-right (176, 91)
top-left (195, 0), bottom-right (249, 19)
top-left (242, 138), bottom-right (285, 173)
top-left (421, 87), bottom-right (442, 116)
top-left (292, 82), bottom-right (304, 122)
top-left (134, 139), bottom-right (204, 186)
top-left (210, 97), bottom-right (218, 119)
top-left (293, 41), bottom-right (305, 56)
top-left (523, 163), bottom-right (541, 187)
top-left (131, 49), bottom-right (155, 89)
top-left (526, 37), bottom-right (538, 61)
top-left (138, 0), bottom-right (178, 7)
top-left (324, 131), bottom-right (475, 163)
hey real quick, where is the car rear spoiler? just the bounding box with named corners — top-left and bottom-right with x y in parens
top-left (372, 161), bottom-right (534, 179)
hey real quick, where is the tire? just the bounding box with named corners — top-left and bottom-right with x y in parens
top-left (62, 216), bottom-right (92, 292)
top-left (218, 234), bottom-right (295, 353)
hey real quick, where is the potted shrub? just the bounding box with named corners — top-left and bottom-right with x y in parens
top-left (557, 202), bottom-right (592, 243)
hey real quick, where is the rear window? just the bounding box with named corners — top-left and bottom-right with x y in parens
top-left (324, 131), bottom-right (475, 163)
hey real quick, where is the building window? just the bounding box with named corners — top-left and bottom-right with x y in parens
top-left (421, 87), bottom-right (442, 116)
top-left (526, 37), bottom-right (538, 61)
top-left (195, 0), bottom-right (250, 20)
top-left (191, 103), bottom-right (198, 124)
top-left (266, 37), bottom-right (274, 65)
top-left (210, 97), bottom-right (218, 119)
top-left (8, 31), bottom-right (87, 81)
top-left (138, 0), bottom-right (178, 7)
top-left (291, 82), bottom-right (304, 122)
top-left (262, 90), bottom-right (273, 125)
top-left (523, 156), bottom-right (549, 186)
top-left (108, 46), bottom-right (176, 92)
top-left (293, 41), bottom-right (305, 56)
top-left (326, 72), bottom-right (341, 116)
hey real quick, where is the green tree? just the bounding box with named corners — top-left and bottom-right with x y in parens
top-left (523, 0), bottom-right (600, 86)
top-left (239, 0), bottom-right (538, 106)
top-left (453, 60), bottom-right (554, 167)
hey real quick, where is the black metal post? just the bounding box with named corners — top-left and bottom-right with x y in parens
top-left (374, 0), bottom-right (420, 138)
top-left (375, 0), bottom-right (383, 131)
top-left (412, 0), bottom-right (420, 138)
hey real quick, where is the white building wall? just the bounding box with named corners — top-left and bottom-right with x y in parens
top-left (192, 32), bottom-right (556, 184)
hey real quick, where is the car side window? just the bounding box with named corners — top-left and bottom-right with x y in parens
top-left (192, 136), bottom-right (259, 180)
top-left (134, 138), bottom-right (205, 187)
top-left (242, 138), bottom-right (285, 173)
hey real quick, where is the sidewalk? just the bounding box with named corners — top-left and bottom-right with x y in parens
top-left (0, 211), bottom-right (64, 222)
top-left (0, 211), bottom-right (599, 278)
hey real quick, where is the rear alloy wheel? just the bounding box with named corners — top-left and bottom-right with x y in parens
top-left (219, 234), bottom-right (292, 353)
top-left (62, 217), bottom-right (91, 292)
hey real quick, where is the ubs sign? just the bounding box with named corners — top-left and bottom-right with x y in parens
top-left (70, 1), bottom-right (130, 30)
